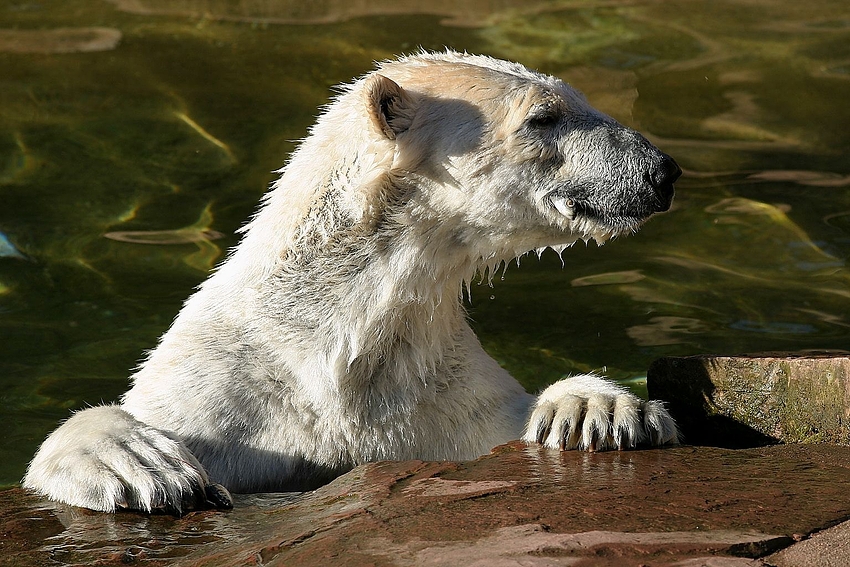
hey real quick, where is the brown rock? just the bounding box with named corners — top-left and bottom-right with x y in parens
top-left (766, 519), bottom-right (850, 567)
top-left (3, 442), bottom-right (850, 566)
top-left (647, 353), bottom-right (850, 446)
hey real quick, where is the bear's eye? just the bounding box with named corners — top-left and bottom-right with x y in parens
top-left (526, 111), bottom-right (560, 130)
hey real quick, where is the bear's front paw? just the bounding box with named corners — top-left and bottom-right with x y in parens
top-left (23, 405), bottom-right (233, 515)
top-left (521, 374), bottom-right (679, 451)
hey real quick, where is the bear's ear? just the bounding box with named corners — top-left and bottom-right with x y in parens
top-left (364, 74), bottom-right (414, 140)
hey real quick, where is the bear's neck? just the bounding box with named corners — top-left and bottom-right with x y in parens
top-left (200, 186), bottom-right (486, 403)
top-left (258, 217), bottom-right (477, 381)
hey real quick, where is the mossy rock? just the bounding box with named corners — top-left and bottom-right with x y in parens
top-left (647, 353), bottom-right (850, 447)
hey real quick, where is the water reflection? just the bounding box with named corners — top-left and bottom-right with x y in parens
top-left (104, 205), bottom-right (225, 271)
top-left (571, 270), bottom-right (645, 287)
top-left (105, 0), bottom-right (550, 26)
top-left (748, 170), bottom-right (850, 188)
top-left (0, 232), bottom-right (25, 260)
top-left (524, 444), bottom-right (637, 488)
top-left (0, 27), bottom-right (122, 54)
top-left (704, 197), bottom-right (837, 261)
top-left (627, 317), bottom-right (708, 347)
top-left (37, 492), bottom-right (303, 564)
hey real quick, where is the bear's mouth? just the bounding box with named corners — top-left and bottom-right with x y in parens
top-left (547, 193), bottom-right (647, 238)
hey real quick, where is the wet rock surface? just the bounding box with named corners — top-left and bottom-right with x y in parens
top-left (648, 353), bottom-right (850, 446)
top-left (2, 442), bottom-right (849, 566)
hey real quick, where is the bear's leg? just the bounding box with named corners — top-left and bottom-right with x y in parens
top-left (522, 374), bottom-right (680, 451)
top-left (23, 405), bottom-right (232, 514)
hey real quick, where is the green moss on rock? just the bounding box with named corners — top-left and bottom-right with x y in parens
top-left (648, 353), bottom-right (850, 447)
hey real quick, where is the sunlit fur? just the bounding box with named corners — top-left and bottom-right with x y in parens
top-left (24, 50), bottom-right (679, 513)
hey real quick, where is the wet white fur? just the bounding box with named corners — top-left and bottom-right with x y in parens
top-left (24, 51), bottom-right (678, 513)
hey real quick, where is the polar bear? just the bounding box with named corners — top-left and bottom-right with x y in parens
top-left (24, 50), bottom-right (681, 514)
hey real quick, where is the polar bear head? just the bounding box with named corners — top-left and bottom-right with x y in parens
top-left (243, 51), bottom-right (679, 280)
top-left (361, 51), bottom-right (679, 259)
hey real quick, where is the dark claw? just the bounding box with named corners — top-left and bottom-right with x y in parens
top-left (205, 483), bottom-right (234, 510)
top-left (616, 429), bottom-right (628, 451)
top-left (535, 421), bottom-right (549, 445)
top-left (180, 481), bottom-right (207, 514)
top-left (162, 499), bottom-right (186, 517)
top-left (561, 425), bottom-right (578, 451)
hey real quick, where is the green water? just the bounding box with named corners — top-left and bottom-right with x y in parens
top-left (0, 0), bottom-right (848, 488)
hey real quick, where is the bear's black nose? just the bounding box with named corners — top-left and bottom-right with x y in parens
top-left (649, 155), bottom-right (680, 212)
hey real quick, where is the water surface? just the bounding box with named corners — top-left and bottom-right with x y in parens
top-left (1, 0), bottom-right (849, 487)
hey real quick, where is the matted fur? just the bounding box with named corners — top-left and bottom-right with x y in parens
top-left (24, 51), bottom-right (680, 513)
